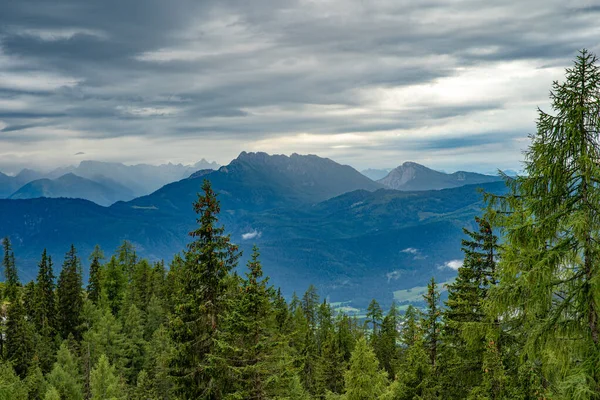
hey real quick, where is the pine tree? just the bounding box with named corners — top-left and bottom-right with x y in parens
top-left (56, 245), bottom-right (84, 340)
top-left (87, 246), bottom-right (104, 304)
top-left (2, 237), bottom-right (19, 302)
top-left (169, 179), bottom-right (240, 399)
top-left (487, 49), bottom-right (600, 396)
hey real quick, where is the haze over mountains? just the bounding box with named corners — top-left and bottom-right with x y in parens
top-left (0, 158), bottom-right (220, 205)
top-left (0, 151), bottom-right (508, 307)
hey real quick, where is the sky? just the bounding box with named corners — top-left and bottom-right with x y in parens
top-left (1, 0), bottom-right (599, 174)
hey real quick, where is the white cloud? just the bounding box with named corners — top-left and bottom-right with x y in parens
top-left (439, 260), bottom-right (463, 271)
top-left (386, 270), bottom-right (403, 282)
top-left (400, 247), bottom-right (418, 255)
top-left (11, 27), bottom-right (107, 41)
top-left (242, 230), bottom-right (262, 240)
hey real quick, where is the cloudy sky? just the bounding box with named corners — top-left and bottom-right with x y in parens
top-left (1, 0), bottom-right (599, 174)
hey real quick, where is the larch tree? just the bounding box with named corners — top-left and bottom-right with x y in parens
top-left (487, 49), bottom-right (600, 397)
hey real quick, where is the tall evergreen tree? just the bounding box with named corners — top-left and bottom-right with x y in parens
top-left (376, 302), bottom-right (400, 379)
top-left (169, 179), bottom-right (240, 399)
top-left (439, 217), bottom-right (501, 399)
top-left (212, 245), bottom-right (287, 399)
top-left (34, 250), bottom-right (56, 334)
top-left (366, 299), bottom-right (383, 335)
top-left (5, 293), bottom-right (35, 377)
top-left (87, 246), bottom-right (104, 304)
top-left (487, 49), bottom-right (600, 397)
top-left (2, 237), bottom-right (19, 302)
top-left (422, 277), bottom-right (441, 369)
top-left (56, 245), bottom-right (84, 340)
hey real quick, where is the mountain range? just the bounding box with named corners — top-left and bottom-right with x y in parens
top-left (378, 161), bottom-right (501, 191)
top-left (0, 159), bottom-right (220, 205)
top-left (0, 152), bottom-right (508, 307)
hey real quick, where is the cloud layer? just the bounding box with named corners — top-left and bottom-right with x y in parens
top-left (1, 0), bottom-right (599, 173)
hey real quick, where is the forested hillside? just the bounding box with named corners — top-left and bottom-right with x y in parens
top-left (1, 50), bottom-right (600, 400)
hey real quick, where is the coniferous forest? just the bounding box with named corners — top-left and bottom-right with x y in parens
top-left (2, 51), bottom-right (600, 399)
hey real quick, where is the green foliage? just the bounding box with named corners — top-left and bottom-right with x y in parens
top-left (90, 354), bottom-right (125, 400)
top-left (46, 342), bottom-right (83, 400)
top-left (56, 245), bottom-right (84, 340)
top-left (5, 293), bottom-right (34, 377)
top-left (0, 361), bottom-right (28, 400)
top-left (87, 245), bottom-right (104, 304)
top-left (169, 179), bottom-right (241, 398)
top-left (342, 336), bottom-right (388, 400)
top-left (487, 49), bottom-right (600, 397)
top-left (2, 238), bottom-right (19, 303)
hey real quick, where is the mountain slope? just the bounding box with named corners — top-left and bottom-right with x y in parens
top-left (9, 173), bottom-right (134, 206)
top-left (121, 152), bottom-right (384, 214)
top-left (379, 161), bottom-right (501, 191)
top-left (0, 152), bottom-right (508, 307)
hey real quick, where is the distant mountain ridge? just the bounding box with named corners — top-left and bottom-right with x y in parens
top-left (0, 158), bottom-right (220, 204)
top-left (378, 161), bottom-right (502, 191)
top-left (9, 173), bottom-right (136, 206)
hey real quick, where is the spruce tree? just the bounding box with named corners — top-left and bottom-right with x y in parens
top-left (87, 246), bottom-right (104, 304)
top-left (2, 237), bottom-right (19, 302)
top-left (366, 299), bottom-right (383, 335)
top-left (169, 179), bottom-right (240, 398)
top-left (5, 293), bottom-right (35, 377)
top-left (212, 245), bottom-right (285, 399)
top-left (422, 277), bottom-right (440, 369)
top-left (377, 302), bottom-right (401, 378)
top-left (56, 245), bottom-right (84, 340)
top-left (487, 49), bottom-right (600, 396)
top-left (439, 217), bottom-right (501, 399)
top-left (33, 250), bottom-right (56, 342)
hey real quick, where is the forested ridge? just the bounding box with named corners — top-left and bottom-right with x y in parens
top-left (2, 50), bottom-right (600, 399)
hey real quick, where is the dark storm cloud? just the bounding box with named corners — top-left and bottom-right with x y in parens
top-left (0, 0), bottom-right (599, 169)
